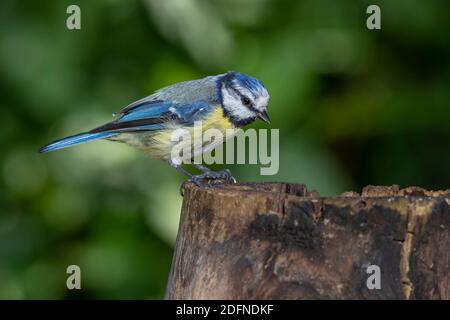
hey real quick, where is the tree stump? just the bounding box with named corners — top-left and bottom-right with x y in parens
top-left (165, 182), bottom-right (450, 299)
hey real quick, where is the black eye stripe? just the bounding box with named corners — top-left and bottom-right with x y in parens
top-left (227, 85), bottom-right (260, 110)
top-left (241, 96), bottom-right (251, 106)
top-left (248, 104), bottom-right (259, 113)
top-left (229, 87), bottom-right (252, 103)
top-left (230, 81), bottom-right (259, 99)
top-left (230, 86), bottom-right (243, 98)
top-left (229, 85), bottom-right (248, 98)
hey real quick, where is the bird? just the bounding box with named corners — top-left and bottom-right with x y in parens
top-left (39, 71), bottom-right (270, 187)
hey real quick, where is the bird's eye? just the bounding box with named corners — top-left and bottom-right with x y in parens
top-left (241, 96), bottom-right (251, 106)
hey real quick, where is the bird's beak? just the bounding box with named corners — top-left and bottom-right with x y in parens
top-left (257, 109), bottom-right (271, 123)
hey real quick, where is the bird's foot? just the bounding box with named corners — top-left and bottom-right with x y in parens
top-left (179, 170), bottom-right (236, 196)
top-left (198, 169), bottom-right (237, 183)
top-left (180, 176), bottom-right (204, 196)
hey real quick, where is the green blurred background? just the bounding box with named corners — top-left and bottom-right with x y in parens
top-left (0, 0), bottom-right (449, 299)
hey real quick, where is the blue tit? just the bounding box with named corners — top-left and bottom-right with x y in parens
top-left (39, 71), bottom-right (270, 185)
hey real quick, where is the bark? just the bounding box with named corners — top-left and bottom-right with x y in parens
top-left (166, 182), bottom-right (450, 299)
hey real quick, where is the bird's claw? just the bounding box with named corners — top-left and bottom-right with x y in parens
top-left (216, 169), bottom-right (237, 183)
top-left (179, 169), bottom-right (236, 196)
top-left (180, 176), bottom-right (204, 196)
top-left (198, 169), bottom-right (236, 183)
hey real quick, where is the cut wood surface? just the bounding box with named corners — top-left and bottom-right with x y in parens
top-left (165, 182), bottom-right (450, 299)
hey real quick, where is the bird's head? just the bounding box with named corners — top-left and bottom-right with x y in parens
top-left (219, 71), bottom-right (270, 126)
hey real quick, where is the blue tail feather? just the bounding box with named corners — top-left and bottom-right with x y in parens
top-left (39, 132), bottom-right (116, 153)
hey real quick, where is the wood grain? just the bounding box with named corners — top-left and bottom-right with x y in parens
top-left (166, 182), bottom-right (450, 299)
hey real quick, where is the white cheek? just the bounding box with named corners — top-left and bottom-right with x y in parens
top-left (255, 95), bottom-right (269, 111)
top-left (222, 89), bottom-right (255, 120)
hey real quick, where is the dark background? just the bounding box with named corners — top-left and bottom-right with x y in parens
top-left (0, 0), bottom-right (449, 298)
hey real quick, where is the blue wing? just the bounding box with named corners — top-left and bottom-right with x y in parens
top-left (39, 99), bottom-right (215, 153)
top-left (90, 99), bottom-right (215, 133)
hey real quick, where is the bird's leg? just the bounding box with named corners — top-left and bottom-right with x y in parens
top-left (194, 163), bottom-right (213, 173)
top-left (193, 164), bottom-right (237, 183)
top-left (169, 162), bottom-right (205, 196)
top-left (170, 162), bottom-right (237, 196)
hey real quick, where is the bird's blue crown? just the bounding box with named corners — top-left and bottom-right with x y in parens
top-left (221, 71), bottom-right (267, 97)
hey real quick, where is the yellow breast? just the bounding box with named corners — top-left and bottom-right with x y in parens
top-left (202, 107), bottom-right (235, 132)
top-left (140, 107), bottom-right (236, 160)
